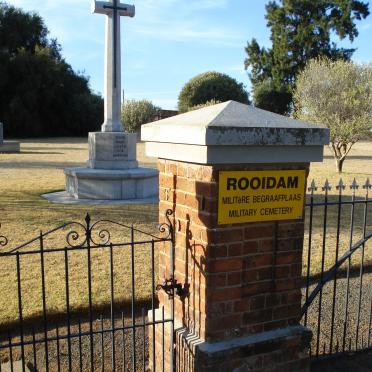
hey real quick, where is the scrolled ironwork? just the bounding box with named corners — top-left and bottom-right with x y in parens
top-left (1, 209), bottom-right (174, 253)
top-left (158, 209), bottom-right (174, 239)
top-left (88, 223), bottom-right (111, 246)
top-left (0, 224), bottom-right (8, 247)
top-left (63, 222), bottom-right (88, 248)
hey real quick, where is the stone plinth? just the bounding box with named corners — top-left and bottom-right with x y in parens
top-left (142, 101), bottom-right (329, 372)
top-left (88, 132), bottom-right (138, 169)
top-left (65, 167), bottom-right (158, 200)
top-left (62, 131), bottom-right (158, 202)
top-left (0, 141), bottom-right (20, 153)
top-left (0, 122), bottom-right (20, 153)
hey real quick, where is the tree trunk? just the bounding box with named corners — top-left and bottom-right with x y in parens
top-left (336, 157), bottom-right (345, 173)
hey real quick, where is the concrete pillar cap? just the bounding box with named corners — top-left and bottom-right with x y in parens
top-left (141, 101), bottom-right (330, 165)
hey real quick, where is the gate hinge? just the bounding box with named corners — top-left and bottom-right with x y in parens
top-left (156, 277), bottom-right (188, 299)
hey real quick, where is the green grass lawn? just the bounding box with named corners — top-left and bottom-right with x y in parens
top-left (0, 138), bottom-right (371, 325)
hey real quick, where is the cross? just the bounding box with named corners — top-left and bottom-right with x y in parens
top-left (92, 0), bottom-right (135, 132)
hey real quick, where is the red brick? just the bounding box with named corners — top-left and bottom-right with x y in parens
top-left (228, 243), bottom-right (243, 256)
top-left (208, 258), bottom-right (242, 273)
top-left (275, 265), bottom-right (290, 279)
top-left (207, 273), bottom-right (227, 287)
top-left (244, 254), bottom-right (273, 269)
top-left (158, 160), bottom-right (165, 173)
top-left (244, 224), bottom-right (274, 240)
top-left (278, 222), bottom-right (305, 238)
top-left (242, 269), bottom-right (258, 283)
top-left (201, 166), bottom-right (214, 182)
top-left (265, 293), bottom-right (281, 307)
top-left (177, 177), bottom-right (196, 193)
top-left (259, 239), bottom-right (273, 252)
top-left (191, 209), bottom-right (217, 228)
top-left (227, 272), bottom-right (242, 286)
top-left (177, 163), bottom-right (187, 177)
top-left (242, 308), bottom-right (272, 324)
top-left (284, 290), bottom-right (302, 305)
top-left (166, 162), bottom-right (178, 175)
top-left (276, 278), bottom-right (301, 291)
top-left (241, 281), bottom-right (271, 296)
top-left (242, 241), bottom-right (258, 254)
top-left (291, 263), bottom-right (302, 277)
top-left (278, 237), bottom-right (304, 251)
top-left (160, 174), bottom-right (176, 189)
top-left (195, 181), bottom-right (217, 198)
top-left (263, 319), bottom-right (288, 331)
top-left (234, 300), bottom-right (250, 312)
top-left (250, 295), bottom-right (266, 310)
top-left (208, 228), bottom-right (244, 244)
top-left (207, 244), bottom-right (227, 259)
top-left (208, 287), bottom-right (242, 301)
top-left (258, 267), bottom-right (273, 281)
top-left (276, 251), bottom-right (302, 265)
top-left (208, 314), bottom-right (242, 331)
top-left (272, 305), bottom-right (300, 320)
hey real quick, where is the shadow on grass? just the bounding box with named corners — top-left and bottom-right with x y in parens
top-left (302, 262), bottom-right (372, 287)
top-left (0, 297), bottom-right (157, 337)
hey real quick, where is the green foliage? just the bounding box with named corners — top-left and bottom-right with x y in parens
top-left (0, 2), bottom-right (103, 137)
top-left (245, 0), bottom-right (369, 115)
top-left (252, 80), bottom-right (292, 114)
top-left (294, 58), bottom-right (372, 173)
top-left (178, 71), bottom-right (249, 113)
top-left (121, 99), bottom-right (159, 133)
top-left (187, 99), bottom-right (222, 112)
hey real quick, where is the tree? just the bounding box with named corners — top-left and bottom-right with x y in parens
top-left (294, 58), bottom-right (372, 173)
top-left (121, 99), bottom-right (159, 133)
top-left (244, 0), bottom-right (369, 115)
top-left (178, 71), bottom-right (250, 113)
top-left (0, 2), bottom-right (103, 137)
top-left (252, 79), bottom-right (292, 114)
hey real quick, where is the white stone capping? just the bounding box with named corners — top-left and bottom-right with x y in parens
top-left (141, 101), bottom-right (329, 164)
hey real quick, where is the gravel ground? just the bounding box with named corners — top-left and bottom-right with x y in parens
top-left (0, 310), bottom-right (158, 371)
top-left (302, 271), bottom-right (372, 357)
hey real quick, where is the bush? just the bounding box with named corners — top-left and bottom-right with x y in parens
top-left (121, 99), bottom-right (159, 133)
top-left (178, 71), bottom-right (249, 113)
top-left (253, 80), bottom-right (292, 114)
top-left (187, 99), bottom-right (222, 112)
top-left (294, 58), bottom-right (372, 173)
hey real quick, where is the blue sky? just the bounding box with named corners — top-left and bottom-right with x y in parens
top-left (8, 0), bottom-right (372, 109)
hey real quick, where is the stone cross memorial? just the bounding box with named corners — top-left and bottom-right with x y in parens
top-left (61, 1), bottom-right (158, 201)
top-left (88, 0), bottom-right (137, 170)
top-left (92, 0), bottom-right (135, 133)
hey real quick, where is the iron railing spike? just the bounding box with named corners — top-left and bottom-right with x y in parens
top-left (336, 178), bottom-right (345, 190)
top-left (351, 178), bottom-right (359, 190)
top-left (363, 178), bottom-right (371, 190)
top-left (322, 179), bottom-right (331, 191)
top-left (85, 213), bottom-right (91, 226)
top-left (308, 179), bottom-right (317, 192)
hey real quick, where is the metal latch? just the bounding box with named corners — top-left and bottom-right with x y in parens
top-left (156, 277), bottom-right (188, 299)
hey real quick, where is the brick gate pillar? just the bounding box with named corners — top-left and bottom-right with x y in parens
top-left (142, 101), bottom-right (329, 371)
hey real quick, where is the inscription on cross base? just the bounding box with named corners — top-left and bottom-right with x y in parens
top-left (113, 136), bottom-right (128, 158)
top-left (92, 0), bottom-right (135, 133)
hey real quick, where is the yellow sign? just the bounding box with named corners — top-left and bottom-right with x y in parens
top-left (218, 170), bottom-right (306, 224)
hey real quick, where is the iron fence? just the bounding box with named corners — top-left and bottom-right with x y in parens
top-left (0, 210), bottom-right (175, 372)
top-left (301, 178), bottom-right (372, 359)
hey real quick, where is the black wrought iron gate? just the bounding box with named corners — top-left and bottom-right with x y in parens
top-left (0, 210), bottom-right (175, 371)
top-left (301, 179), bottom-right (372, 360)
